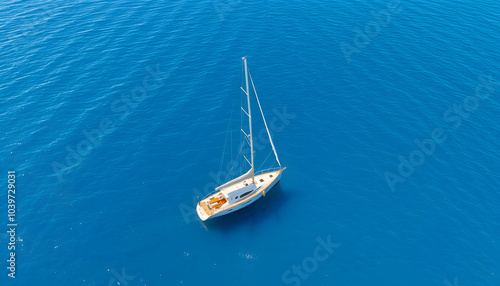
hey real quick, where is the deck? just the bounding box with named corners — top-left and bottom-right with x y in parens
top-left (198, 168), bottom-right (286, 219)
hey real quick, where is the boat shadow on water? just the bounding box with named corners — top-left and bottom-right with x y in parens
top-left (199, 182), bottom-right (290, 232)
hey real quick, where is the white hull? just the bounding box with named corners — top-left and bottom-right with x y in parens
top-left (196, 58), bottom-right (285, 222)
top-left (197, 169), bottom-right (284, 221)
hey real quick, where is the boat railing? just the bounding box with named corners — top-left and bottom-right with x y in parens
top-left (254, 167), bottom-right (285, 176)
top-left (201, 167), bottom-right (285, 200)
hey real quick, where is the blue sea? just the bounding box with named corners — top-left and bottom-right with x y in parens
top-left (1, 0), bottom-right (500, 285)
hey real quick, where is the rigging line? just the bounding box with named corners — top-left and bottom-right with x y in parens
top-left (219, 118), bottom-right (232, 179)
top-left (225, 61), bottom-right (247, 183)
top-left (248, 71), bottom-right (282, 167)
top-left (218, 86), bottom-right (237, 182)
top-left (257, 150), bottom-right (273, 172)
top-left (230, 107), bottom-right (233, 163)
top-left (240, 65), bottom-right (244, 161)
top-left (228, 144), bottom-right (243, 181)
top-left (222, 63), bottom-right (246, 185)
top-left (221, 60), bottom-right (254, 186)
top-left (223, 139), bottom-right (245, 183)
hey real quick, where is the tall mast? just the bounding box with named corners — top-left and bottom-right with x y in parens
top-left (243, 57), bottom-right (255, 184)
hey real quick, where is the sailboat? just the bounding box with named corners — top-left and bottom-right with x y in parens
top-left (196, 57), bottom-right (286, 221)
